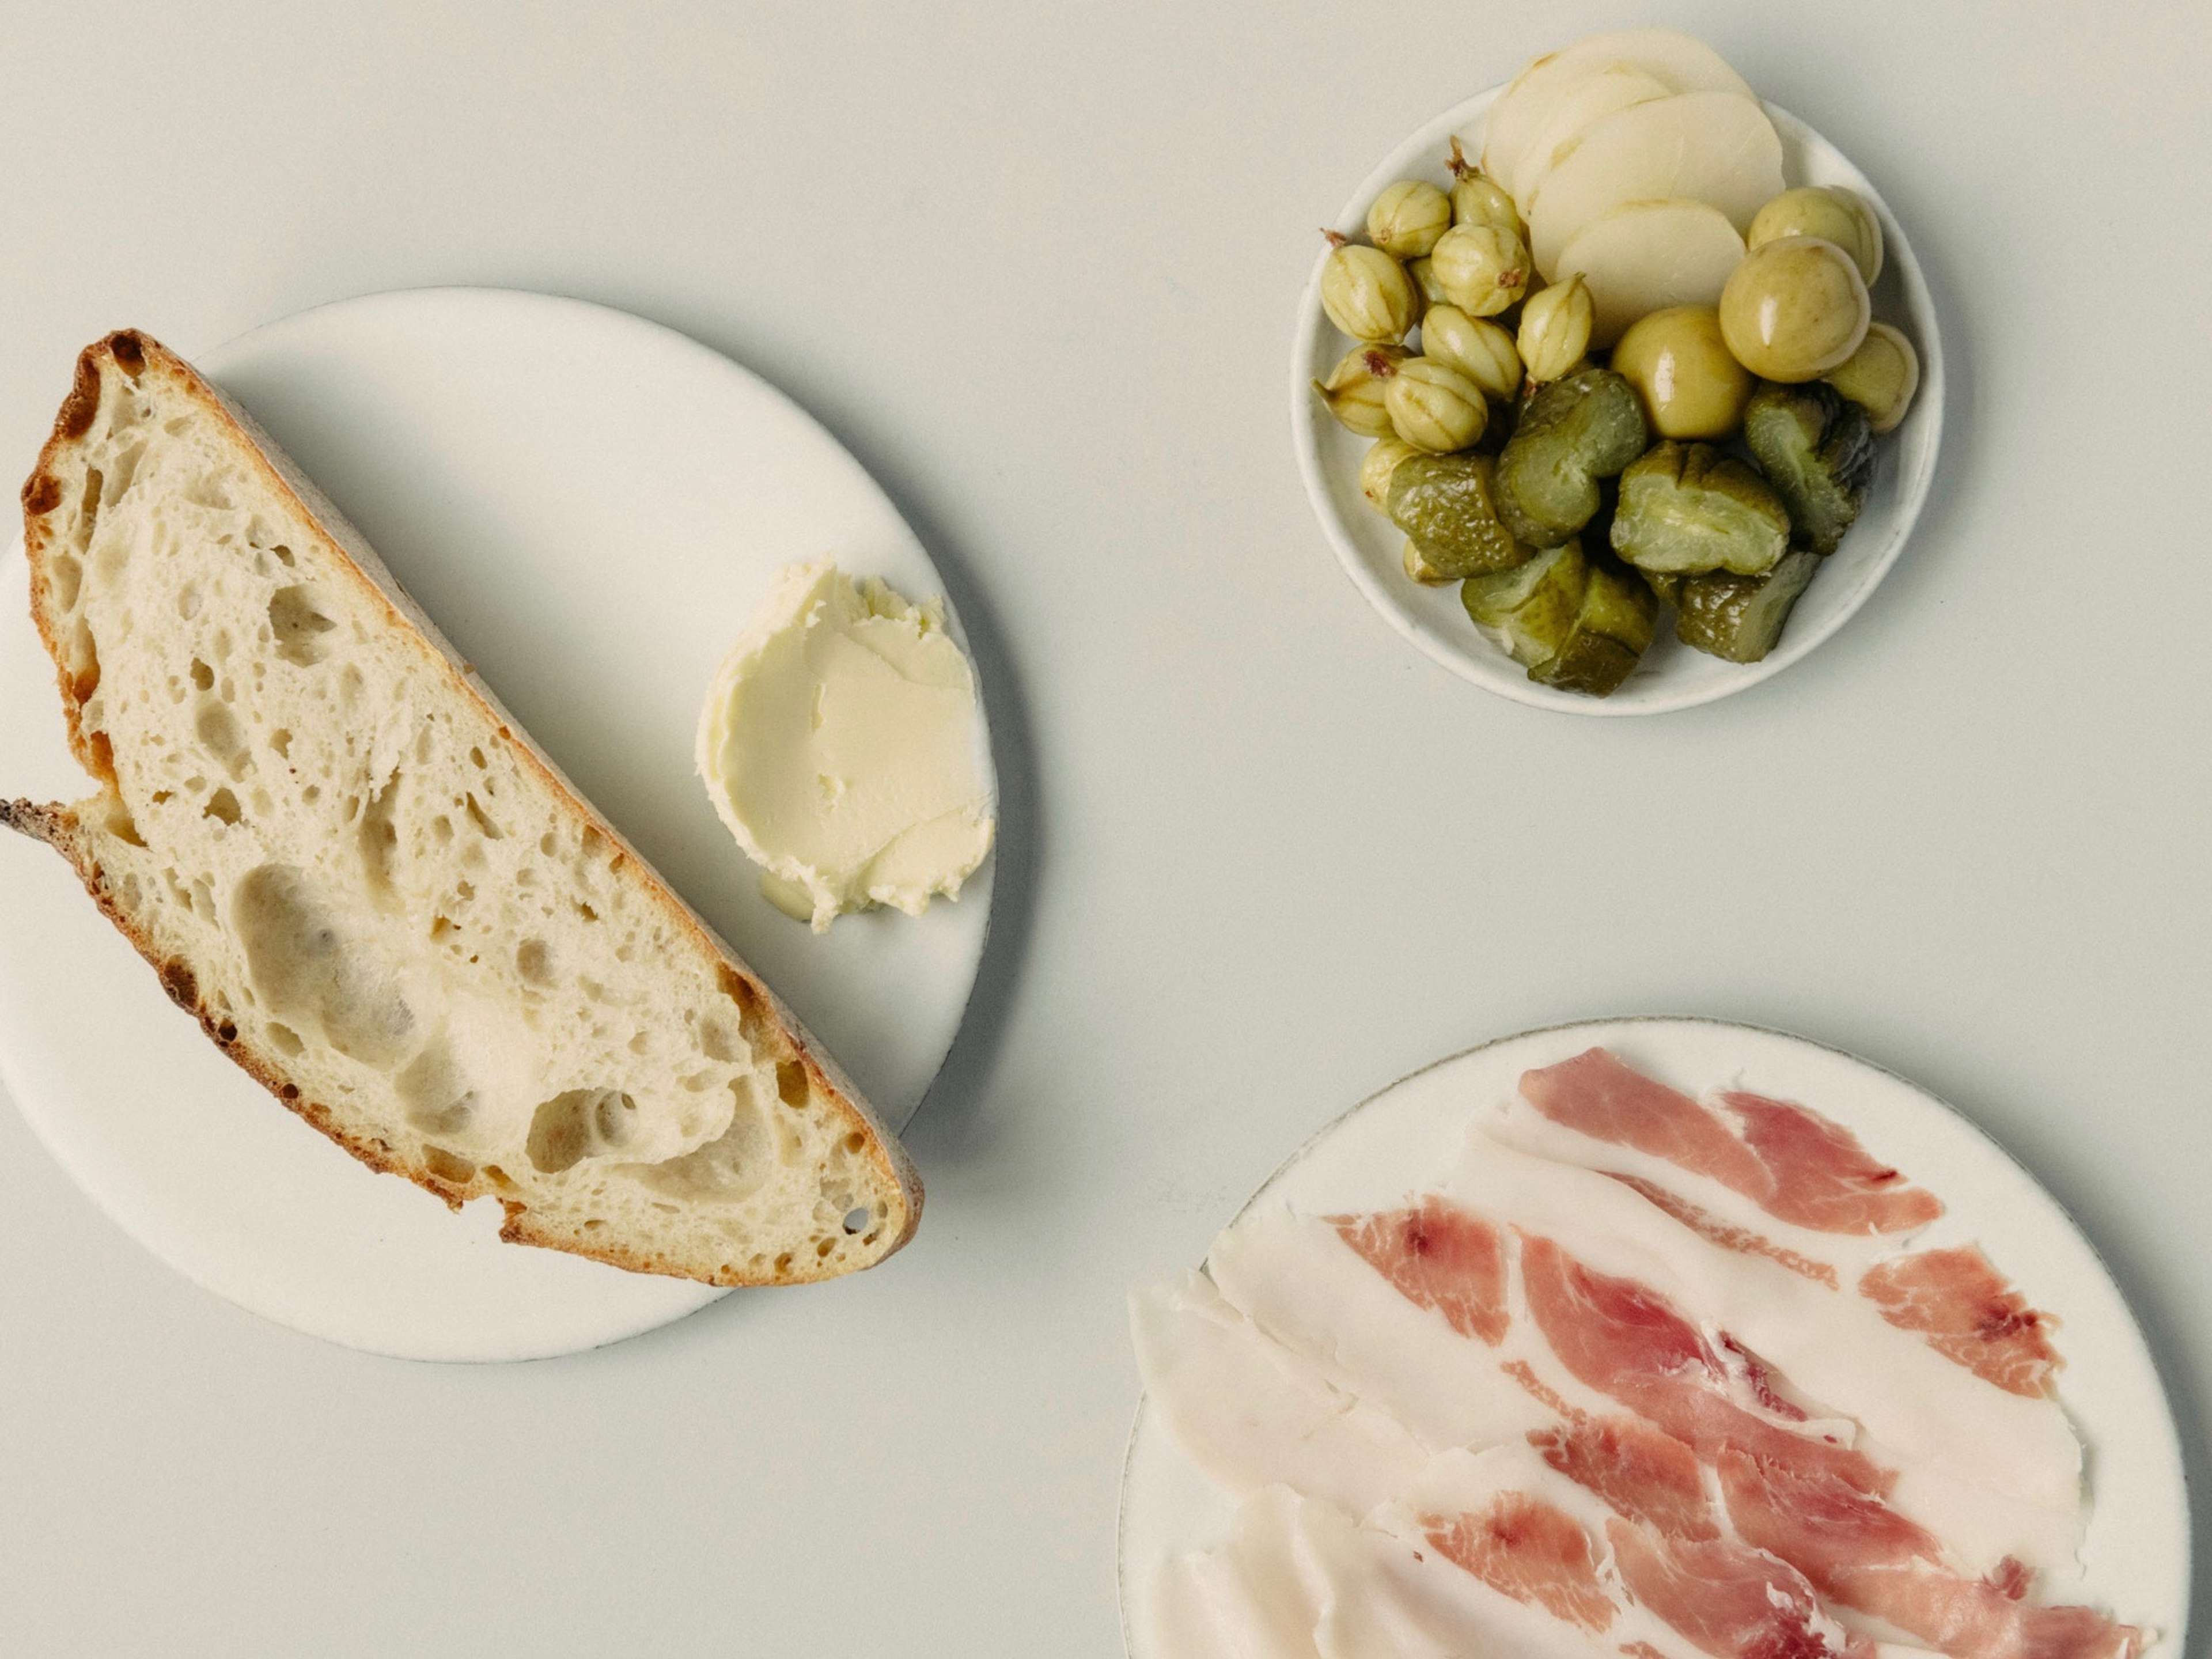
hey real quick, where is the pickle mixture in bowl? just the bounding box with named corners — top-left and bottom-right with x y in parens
top-left (1310, 29), bottom-right (1922, 698)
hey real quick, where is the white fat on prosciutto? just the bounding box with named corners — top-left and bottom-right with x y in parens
top-left (1151, 1470), bottom-right (1952, 1659)
top-left (1150, 1486), bottom-right (1332, 1659)
top-left (1208, 1204), bottom-right (1861, 1470)
top-left (1371, 1443), bottom-right (1910, 1659)
top-left (1157, 1188), bottom-right (2137, 1659)
top-left (1157, 1481), bottom-right (1677, 1659)
top-left (1715, 1451), bottom-right (2146, 1659)
top-left (1130, 1271), bottom-right (1429, 1519)
top-left (1494, 1049), bottom-right (1944, 1280)
top-left (1206, 1206), bottom-right (1556, 1452)
top-left (1442, 1134), bottom-right (2086, 1578)
top-left (1132, 1049), bottom-right (2146, 1658)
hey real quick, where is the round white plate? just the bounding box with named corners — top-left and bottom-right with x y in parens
top-left (1293, 90), bottom-right (1944, 715)
top-left (0, 288), bottom-right (997, 1361)
top-left (1119, 1017), bottom-right (2190, 1655)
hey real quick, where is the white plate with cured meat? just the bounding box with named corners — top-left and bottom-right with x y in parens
top-left (1120, 1017), bottom-right (2188, 1658)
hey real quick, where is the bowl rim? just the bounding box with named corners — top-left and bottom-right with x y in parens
top-left (1290, 88), bottom-right (1946, 717)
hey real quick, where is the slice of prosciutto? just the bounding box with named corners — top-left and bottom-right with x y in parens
top-left (1444, 1135), bottom-right (2085, 1578)
top-left (1151, 1487), bottom-right (1330, 1659)
top-left (1207, 1208), bottom-right (1554, 1455)
top-left (1330, 1196), bottom-right (1512, 1346)
top-left (1501, 1051), bottom-right (1944, 1270)
top-left (1374, 1444), bottom-right (1883, 1659)
top-left (1516, 1230), bottom-right (1891, 1495)
top-left (1717, 1452), bottom-right (2146, 1659)
top-left (1858, 1248), bottom-right (2064, 1400)
top-left (1158, 1482), bottom-right (1654, 1659)
top-left (1529, 1412), bottom-right (1721, 1543)
top-left (1605, 1519), bottom-right (1880, 1659)
top-left (1130, 1270), bottom-right (1429, 1518)
top-left (1422, 1488), bottom-right (1618, 1631)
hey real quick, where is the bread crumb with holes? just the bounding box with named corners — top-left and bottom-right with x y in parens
top-left (2, 331), bottom-right (921, 1286)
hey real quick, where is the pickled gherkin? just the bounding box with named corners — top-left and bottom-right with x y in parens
top-left (1460, 541), bottom-right (1654, 696)
top-left (1531, 557), bottom-right (1657, 696)
top-left (1743, 381), bottom-right (1876, 555)
top-left (1673, 548), bottom-right (1823, 663)
top-left (1462, 542), bottom-right (1587, 667)
top-left (1493, 368), bottom-right (1649, 550)
top-left (1387, 453), bottom-right (1531, 580)
top-left (1611, 442), bottom-right (1789, 577)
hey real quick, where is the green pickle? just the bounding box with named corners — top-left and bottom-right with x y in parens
top-left (1743, 382), bottom-right (1876, 555)
top-left (1387, 453), bottom-right (1531, 581)
top-left (1673, 548), bottom-right (1824, 663)
top-left (1493, 368), bottom-right (1649, 550)
top-left (1460, 541), bottom-right (1654, 697)
top-left (1463, 542), bottom-right (1587, 667)
top-left (1532, 557), bottom-right (1657, 696)
top-left (1611, 442), bottom-right (1790, 577)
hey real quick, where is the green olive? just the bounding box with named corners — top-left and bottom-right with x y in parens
top-left (1748, 187), bottom-right (1883, 285)
top-left (1718, 236), bottom-right (1870, 382)
top-left (1611, 306), bottom-right (1753, 440)
top-left (1822, 321), bottom-right (1919, 434)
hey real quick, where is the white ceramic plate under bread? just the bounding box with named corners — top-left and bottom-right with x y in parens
top-left (0, 289), bottom-right (996, 1361)
top-left (1119, 1017), bottom-right (2188, 1656)
top-left (1293, 89), bottom-right (1945, 715)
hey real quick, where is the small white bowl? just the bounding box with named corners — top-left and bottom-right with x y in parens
top-left (1291, 88), bottom-right (1944, 715)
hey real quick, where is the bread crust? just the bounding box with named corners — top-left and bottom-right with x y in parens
top-left (10, 331), bottom-right (921, 1286)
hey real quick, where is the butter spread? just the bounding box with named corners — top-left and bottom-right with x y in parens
top-left (696, 559), bottom-right (994, 931)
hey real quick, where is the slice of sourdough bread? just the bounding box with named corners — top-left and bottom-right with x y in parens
top-left (4, 329), bottom-right (919, 1285)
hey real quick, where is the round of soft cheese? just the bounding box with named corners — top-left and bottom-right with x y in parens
top-left (696, 559), bottom-right (994, 933)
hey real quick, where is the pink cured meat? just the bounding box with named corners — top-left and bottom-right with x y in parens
top-left (1859, 1247), bottom-right (2064, 1400)
top-left (1328, 1198), bottom-right (1727, 1546)
top-left (1330, 1198), bottom-right (1510, 1346)
top-left (1517, 1233), bottom-right (1893, 1497)
top-left (1529, 1413), bottom-right (1721, 1543)
top-left (1393, 1444), bottom-right (1869, 1659)
top-left (1717, 1452), bottom-right (2143, 1659)
top-left (1518, 1050), bottom-right (1943, 1236)
top-left (1421, 1491), bottom-right (1618, 1632)
top-left (1720, 1090), bottom-right (1945, 1234)
top-left (1605, 1520), bottom-right (1876, 1659)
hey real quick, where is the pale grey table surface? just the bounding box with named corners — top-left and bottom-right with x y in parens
top-left (2, 2), bottom-right (2205, 1653)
